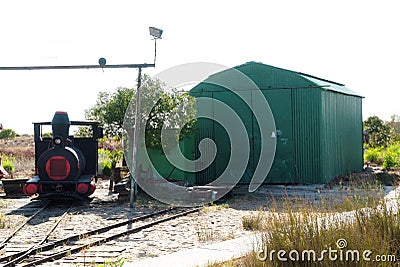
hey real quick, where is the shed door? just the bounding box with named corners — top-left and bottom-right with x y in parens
top-left (194, 91), bottom-right (253, 185)
top-left (256, 90), bottom-right (295, 183)
top-left (194, 89), bottom-right (295, 185)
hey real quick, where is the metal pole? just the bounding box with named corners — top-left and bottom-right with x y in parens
top-left (130, 67), bottom-right (142, 208)
top-left (153, 39), bottom-right (157, 65)
top-left (0, 63), bottom-right (154, 71)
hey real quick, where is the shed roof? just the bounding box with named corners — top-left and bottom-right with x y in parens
top-left (191, 62), bottom-right (363, 98)
top-left (298, 72), bottom-right (362, 97)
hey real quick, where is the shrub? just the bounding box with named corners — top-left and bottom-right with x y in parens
top-left (383, 152), bottom-right (400, 170)
top-left (102, 159), bottom-right (112, 176)
top-left (364, 147), bottom-right (384, 164)
top-left (1, 154), bottom-right (15, 172)
top-left (98, 149), bottom-right (112, 176)
top-left (242, 209), bottom-right (264, 231)
top-left (382, 142), bottom-right (400, 170)
top-left (0, 128), bottom-right (18, 139)
top-left (98, 149), bottom-right (122, 176)
top-left (42, 132), bottom-right (52, 137)
top-left (365, 143), bottom-right (400, 169)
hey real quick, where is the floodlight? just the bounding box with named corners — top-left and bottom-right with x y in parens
top-left (149, 27), bottom-right (163, 39)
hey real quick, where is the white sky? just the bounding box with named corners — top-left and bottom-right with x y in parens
top-left (0, 0), bottom-right (399, 134)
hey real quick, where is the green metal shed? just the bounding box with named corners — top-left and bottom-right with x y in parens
top-left (188, 61), bottom-right (363, 185)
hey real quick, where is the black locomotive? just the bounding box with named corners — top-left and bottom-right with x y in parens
top-left (23, 111), bottom-right (103, 199)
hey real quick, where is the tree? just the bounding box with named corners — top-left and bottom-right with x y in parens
top-left (0, 128), bottom-right (18, 139)
top-left (85, 74), bottom-right (195, 148)
top-left (387, 114), bottom-right (400, 142)
top-left (85, 87), bottom-right (134, 138)
top-left (363, 116), bottom-right (391, 148)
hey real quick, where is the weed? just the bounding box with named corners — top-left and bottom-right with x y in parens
top-left (223, 230), bottom-right (236, 241)
top-left (242, 208), bottom-right (264, 231)
top-left (0, 212), bottom-right (6, 228)
top-left (253, 190), bottom-right (399, 265)
top-left (1, 154), bottom-right (15, 172)
top-left (365, 142), bottom-right (400, 170)
top-left (202, 203), bottom-right (229, 212)
top-left (364, 146), bottom-right (384, 165)
top-left (98, 256), bottom-right (125, 267)
top-left (204, 259), bottom-right (239, 267)
top-left (0, 200), bottom-right (7, 208)
top-left (197, 226), bottom-right (218, 242)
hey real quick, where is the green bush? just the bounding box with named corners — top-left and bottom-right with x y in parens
top-left (98, 149), bottom-right (112, 176)
top-left (382, 142), bottom-right (400, 170)
top-left (1, 154), bottom-right (15, 172)
top-left (365, 143), bottom-right (400, 170)
top-left (42, 132), bottom-right (52, 137)
top-left (0, 128), bottom-right (18, 139)
top-left (98, 149), bottom-right (122, 176)
top-left (364, 147), bottom-right (384, 164)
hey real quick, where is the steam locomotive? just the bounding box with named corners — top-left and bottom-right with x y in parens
top-left (23, 111), bottom-right (103, 199)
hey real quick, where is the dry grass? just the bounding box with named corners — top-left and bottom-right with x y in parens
top-left (251, 196), bottom-right (400, 266)
top-left (0, 212), bottom-right (6, 228)
top-left (0, 135), bottom-right (35, 178)
top-left (202, 203), bottom-right (229, 212)
top-left (210, 183), bottom-right (400, 266)
top-left (196, 225), bottom-right (235, 243)
top-left (241, 208), bottom-right (264, 231)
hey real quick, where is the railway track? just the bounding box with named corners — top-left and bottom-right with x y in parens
top-left (0, 200), bottom-right (51, 248)
top-left (0, 200), bottom-right (76, 267)
top-left (0, 204), bottom-right (200, 266)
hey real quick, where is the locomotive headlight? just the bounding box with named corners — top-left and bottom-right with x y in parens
top-left (54, 137), bottom-right (62, 145)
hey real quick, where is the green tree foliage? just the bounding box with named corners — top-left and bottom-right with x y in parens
top-left (85, 87), bottom-right (134, 138)
top-left (85, 74), bottom-right (196, 149)
top-left (388, 114), bottom-right (400, 142)
top-left (98, 148), bottom-right (123, 176)
top-left (363, 116), bottom-right (391, 148)
top-left (0, 128), bottom-right (18, 139)
top-left (144, 89), bottom-right (196, 150)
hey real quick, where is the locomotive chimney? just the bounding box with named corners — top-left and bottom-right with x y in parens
top-left (51, 111), bottom-right (70, 142)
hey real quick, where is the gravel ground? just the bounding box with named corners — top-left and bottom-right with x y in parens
top-left (0, 175), bottom-right (397, 266)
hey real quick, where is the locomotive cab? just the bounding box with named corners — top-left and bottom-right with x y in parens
top-left (23, 111), bottom-right (103, 199)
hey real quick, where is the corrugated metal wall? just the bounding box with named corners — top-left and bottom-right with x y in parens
top-left (188, 62), bottom-right (363, 185)
top-left (291, 88), bottom-right (323, 184)
top-left (320, 91), bottom-right (363, 182)
top-left (262, 89), bottom-right (295, 184)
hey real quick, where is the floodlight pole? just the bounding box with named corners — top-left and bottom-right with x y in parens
top-left (130, 40), bottom-right (155, 207)
top-left (154, 39), bottom-right (157, 65)
top-left (130, 31), bottom-right (162, 208)
top-left (130, 66), bottom-right (142, 207)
